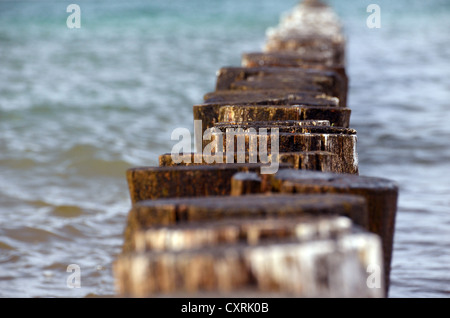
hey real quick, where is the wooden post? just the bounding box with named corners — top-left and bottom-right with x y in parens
top-left (114, 215), bottom-right (383, 298)
top-left (115, 0), bottom-right (397, 298)
top-left (126, 163), bottom-right (293, 204)
top-left (230, 172), bottom-right (262, 196)
top-left (267, 169), bottom-right (398, 293)
top-left (193, 104), bottom-right (351, 136)
top-left (131, 215), bottom-right (353, 252)
top-left (159, 151), bottom-right (343, 173)
top-left (203, 89), bottom-right (339, 106)
top-left (122, 193), bottom-right (369, 253)
top-left (213, 127), bottom-right (358, 174)
top-left (215, 66), bottom-right (347, 106)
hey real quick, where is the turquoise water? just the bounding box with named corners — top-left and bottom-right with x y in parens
top-left (0, 0), bottom-right (449, 297)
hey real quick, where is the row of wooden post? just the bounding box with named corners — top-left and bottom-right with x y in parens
top-left (113, 0), bottom-right (398, 298)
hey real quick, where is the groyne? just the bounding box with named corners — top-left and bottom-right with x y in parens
top-left (113, 0), bottom-right (398, 298)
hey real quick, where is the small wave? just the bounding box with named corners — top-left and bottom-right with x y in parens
top-left (3, 226), bottom-right (69, 244)
top-left (51, 205), bottom-right (85, 218)
top-left (43, 262), bottom-right (76, 271)
top-left (66, 158), bottom-right (133, 178)
top-left (53, 144), bottom-right (134, 177)
top-left (21, 200), bottom-right (90, 219)
top-left (59, 144), bottom-right (100, 160)
top-left (0, 241), bottom-right (16, 251)
top-left (0, 158), bottom-right (39, 170)
top-left (57, 224), bottom-right (90, 238)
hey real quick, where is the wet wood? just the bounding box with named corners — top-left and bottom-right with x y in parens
top-left (122, 193), bottom-right (369, 253)
top-left (131, 215), bottom-right (353, 252)
top-left (193, 104), bottom-right (351, 135)
top-left (158, 152), bottom-right (273, 167)
top-left (114, 226), bottom-right (383, 297)
top-left (215, 66), bottom-right (347, 106)
top-left (114, 0), bottom-right (397, 298)
top-left (298, 105), bottom-right (351, 127)
top-left (126, 163), bottom-right (291, 204)
top-left (242, 51), bottom-right (345, 69)
top-left (241, 52), bottom-right (347, 95)
top-left (264, 0), bottom-right (346, 66)
top-left (264, 35), bottom-right (345, 67)
top-left (214, 119), bottom-right (331, 128)
top-left (214, 122), bottom-right (356, 134)
top-left (158, 152), bottom-right (260, 167)
top-left (267, 169), bottom-right (398, 292)
top-left (211, 122), bottom-right (358, 174)
top-left (275, 151), bottom-right (346, 173)
top-left (214, 130), bottom-right (358, 175)
top-left (203, 89), bottom-right (339, 106)
top-left (159, 151), bottom-right (341, 173)
top-left (217, 104), bottom-right (351, 127)
top-left (230, 172), bottom-right (262, 196)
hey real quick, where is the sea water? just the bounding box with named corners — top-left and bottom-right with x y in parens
top-left (0, 0), bottom-right (449, 297)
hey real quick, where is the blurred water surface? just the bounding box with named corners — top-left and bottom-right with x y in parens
top-left (0, 0), bottom-right (448, 297)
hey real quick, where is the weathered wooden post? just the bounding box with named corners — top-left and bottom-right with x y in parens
top-left (126, 163), bottom-right (292, 204)
top-left (212, 123), bottom-right (358, 174)
top-left (193, 103), bottom-right (351, 133)
top-left (215, 66), bottom-right (347, 106)
top-left (114, 220), bottom-right (384, 298)
top-left (203, 89), bottom-right (339, 106)
top-left (122, 193), bottom-right (369, 252)
top-left (262, 169), bottom-right (398, 293)
top-left (115, 0), bottom-right (397, 298)
top-left (115, 194), bottom-right (384, 297)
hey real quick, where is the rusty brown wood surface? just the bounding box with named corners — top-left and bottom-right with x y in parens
top-left (193, 104), bottom-right (351, 135)
top-left (214, 119), bottom-right (332, 128)
top-left (127, 163), bottom-right (293, 204)
top-left (203, 89), bottom-right (339, 106)
top-left (264, 169), bottom-right (398, 292)
top-left (242, 51), bottom-right (344, 68)
top-left (114, 226), bottom-right (383, 297)
top-left (131, 215), bottom-right (353, 252)
top-left (122, 193), bottom-right (368, 253)
top-left (215, 66), bottom-right (347, 106)
top-left (159, 151), bottom-right (343, 173)
top-left (213, 131), bottom-right (358, 175)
